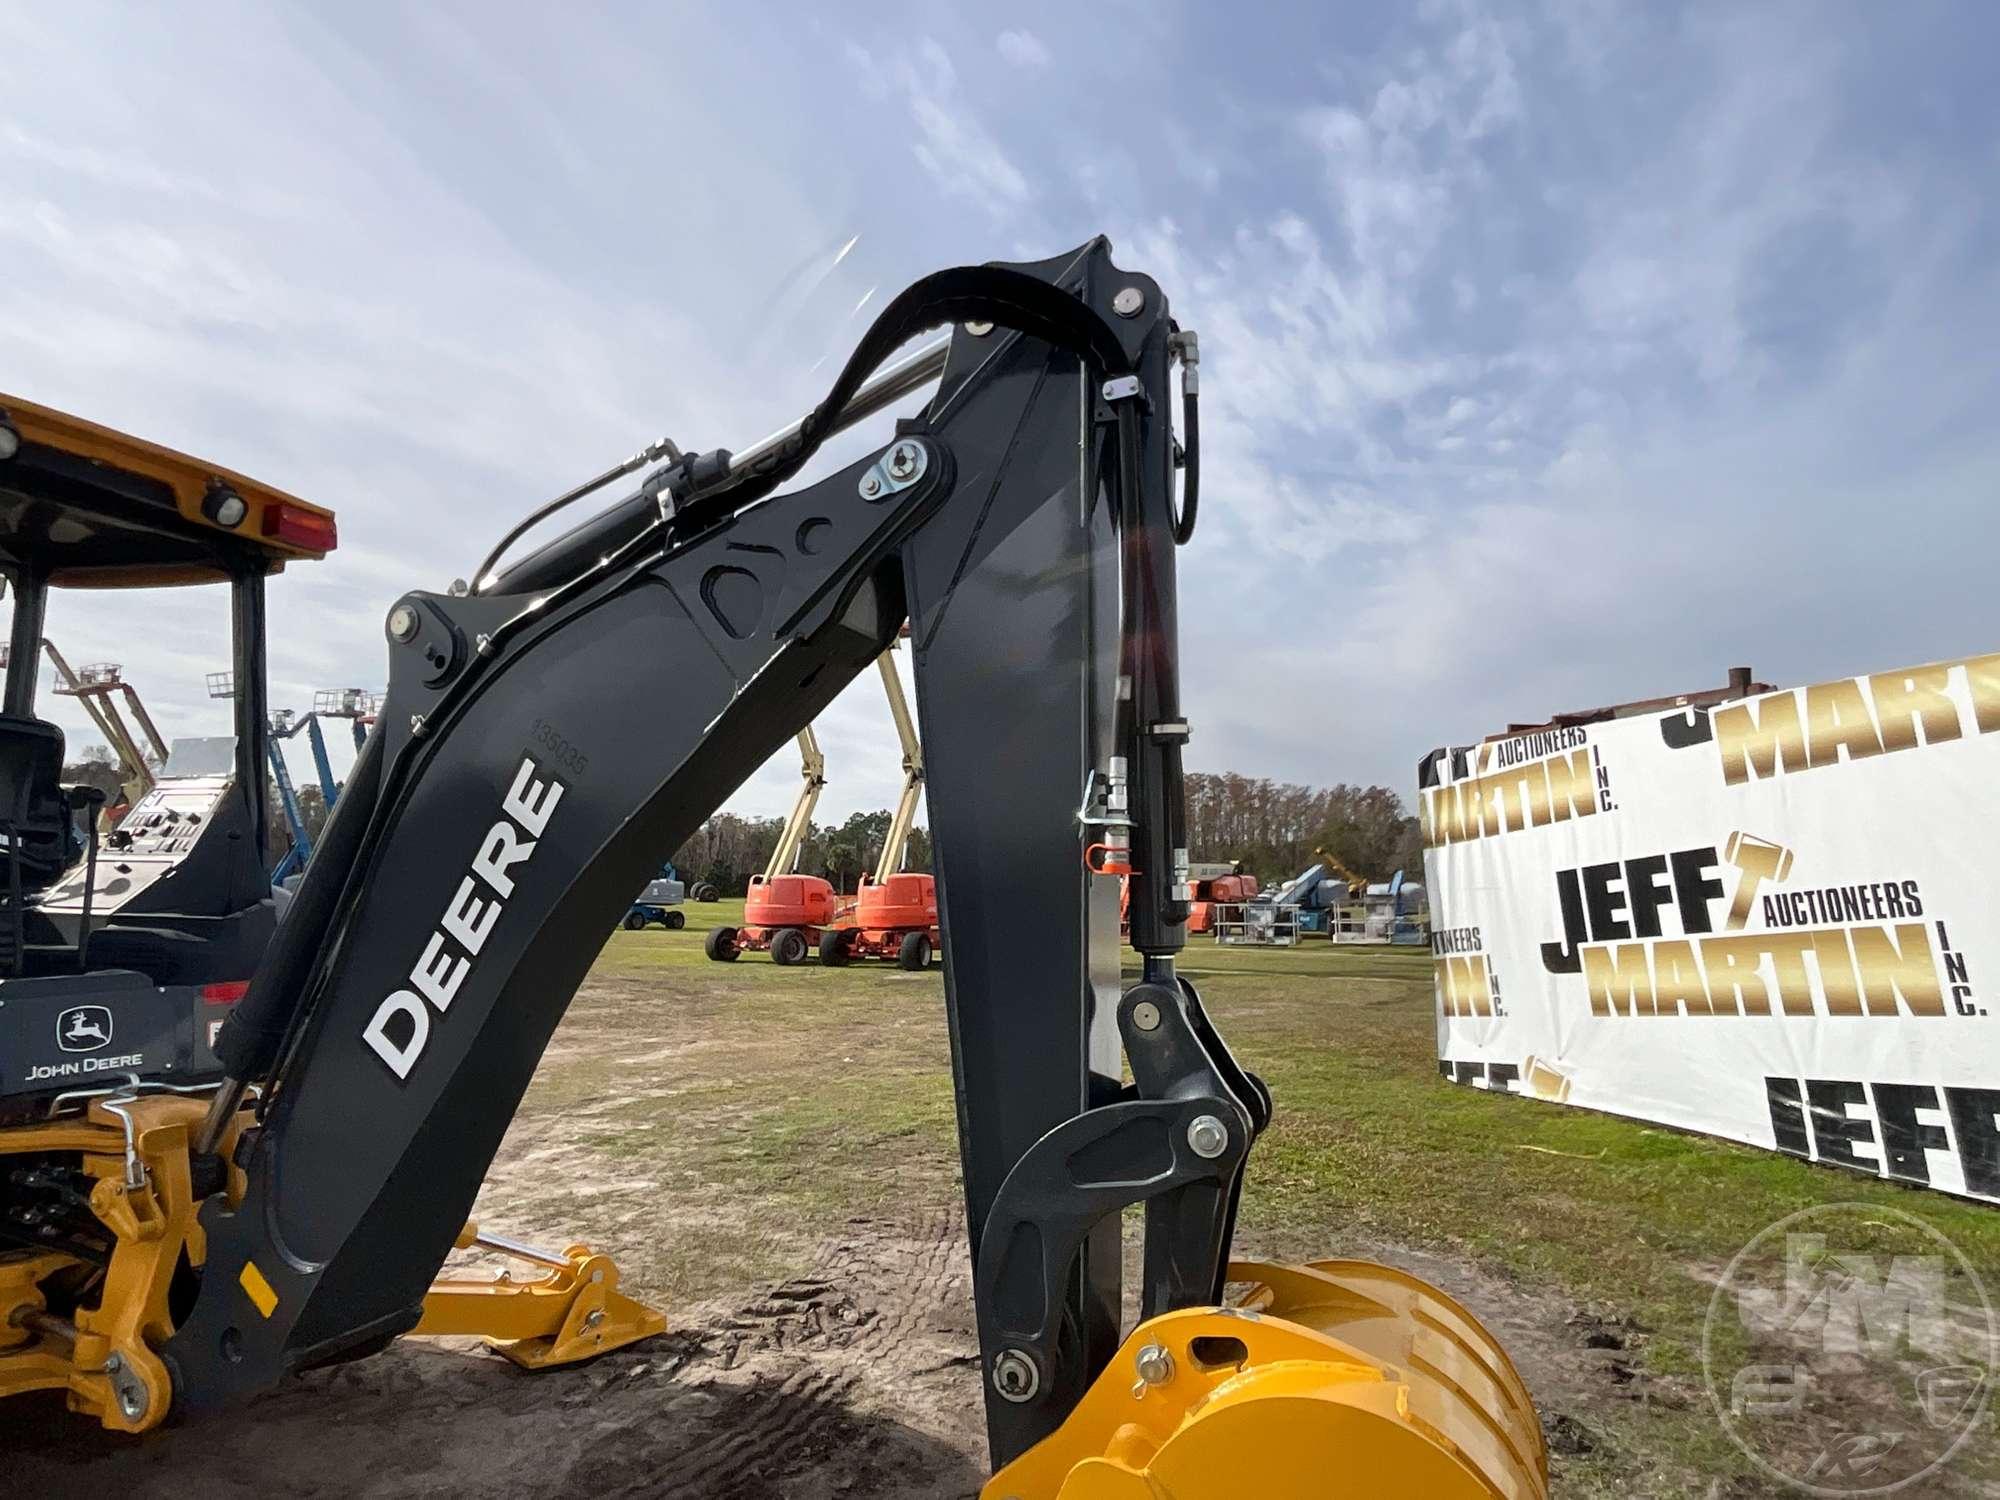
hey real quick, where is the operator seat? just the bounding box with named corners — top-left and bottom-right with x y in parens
top-left (0, 714), bottom-right (76, 894)
top-left (0, 713), bottom-right (80, 977)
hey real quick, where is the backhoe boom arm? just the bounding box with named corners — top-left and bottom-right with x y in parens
top-left (152, 240), bottom-right (1546, 1499)
top-left (172, 242), bottom-right (1219, 1463)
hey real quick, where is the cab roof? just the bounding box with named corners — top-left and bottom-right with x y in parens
top-left (0, 392), bottom-right (337, 589)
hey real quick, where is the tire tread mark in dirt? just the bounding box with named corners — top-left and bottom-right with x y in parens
top-left (625, 1365), bottom-right (858, 1500)
top-left (601, 1210), bottom-right (971, 1500)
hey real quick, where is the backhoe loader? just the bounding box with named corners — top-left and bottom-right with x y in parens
top-left (0, 392), bottom-right (660, 1411)
top-left (0, 240), bottom-right (1546, 1497)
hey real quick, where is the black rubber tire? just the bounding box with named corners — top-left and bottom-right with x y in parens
top-left (771, 928), bottom-right (809, 967)
top-left (664, 909), bottom-right (686, 930)
top-left (898, 932), bottom-right (933, 971)
top-left (693, 883), bottom-right (719, 902)
top-left (704, 926), bottom-right (740, 962)
top-left (819, 929), bottom-right (852, 966)
top-left (623, 911), bottom-right (647, 931)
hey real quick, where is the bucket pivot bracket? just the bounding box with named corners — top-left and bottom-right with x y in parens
top-left (971, 978), bottom-right (1261, 1466)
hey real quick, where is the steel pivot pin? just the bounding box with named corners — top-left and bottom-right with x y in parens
top-left (992, 1348), bottom-right (1040, 1402)
top-left (1187, 1115), bottom-right (1229, 1159)
top-left (1135, 1342), bottom-right (1175, 1387)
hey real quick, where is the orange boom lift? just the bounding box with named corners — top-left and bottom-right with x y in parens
top-left (703, 725), bottom-right (841, 966)
top-left (819, 640), bottom-right (938, 970)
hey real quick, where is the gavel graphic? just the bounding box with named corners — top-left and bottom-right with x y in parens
top-left (1723, 831), bottom-right (1794, 931)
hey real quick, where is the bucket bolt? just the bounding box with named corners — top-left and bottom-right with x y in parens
top-left (1186, 1115), bottom-right (1230, 1160)
top-left (992, 1348), bottom-right (1041, 1403)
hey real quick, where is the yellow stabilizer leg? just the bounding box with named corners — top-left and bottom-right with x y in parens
top-left (983, 1259), bottom-right (1547, 1500)
top-left (415, 1224), bottom-right (665, 1369)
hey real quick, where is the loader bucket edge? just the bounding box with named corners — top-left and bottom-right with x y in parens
top-left (981, 1261), bottom-right (1548, 1500)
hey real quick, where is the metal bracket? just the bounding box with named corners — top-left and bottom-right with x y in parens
top-left (1099, 375), bottom-right (1143, 403)
top-left (1168, 328), bottom-right (1200, 395)
top-left (857, 438), bottom-right (931, 501)
top-left (971, 977), bottom-right (1261, 1466)
top-left (639, 464), bottom-right (680, 524)
top-left (414, 1224), bottom-right (665, 1368)
top-left (1073, 767), bottom-right (1134, 832)
top-left (73, 1074), bottom-right (226, 1190)
top-left (973, 1096), bottom-right (1247, 1415)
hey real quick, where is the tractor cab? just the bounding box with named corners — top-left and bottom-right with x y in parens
top-left (0, 393), bottom-right (336, 1115)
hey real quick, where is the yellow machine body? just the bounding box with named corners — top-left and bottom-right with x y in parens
top-left (0, 396), bottom-right (659, 1430)
top-left (0, 1096), bottom-right (219, 1431)
top-left (0, 1100), bottom-right (663, 1432)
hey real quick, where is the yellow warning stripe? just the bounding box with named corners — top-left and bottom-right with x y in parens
top-left (239, 1261), bottom-right (279, 1318)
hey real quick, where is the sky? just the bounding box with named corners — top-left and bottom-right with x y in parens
top-left (4, 2), bottom-right (1997, 824)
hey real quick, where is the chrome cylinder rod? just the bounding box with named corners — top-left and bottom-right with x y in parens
top-left (472, 1229), bottom-right (574, 1271)
top-left (728, 337), bottom-right (950, 477)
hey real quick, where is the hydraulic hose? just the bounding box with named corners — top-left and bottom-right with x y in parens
top-left (210, 725), bottom-right (385, 1083)
top-left (1171, 327), bottom-right (1200, 546)
top-left (482, 250), bottom-right (1143, 597)
top-left (1174, 383), bottom-right (1199, 545)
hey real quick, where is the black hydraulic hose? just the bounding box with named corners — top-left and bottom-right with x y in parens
top-left (676, 261), bottom-right (1138, 530)
top-left (211, 726), bottom-right (385, 1080)
top-left (468, 442), bottom-right (679, 596)
top-left (483, 253), bottom-right (1143, 600)
top-left (1173, 384), bottom-right (1199, 546)
top-left (485, 483), bottom-right (656, 598)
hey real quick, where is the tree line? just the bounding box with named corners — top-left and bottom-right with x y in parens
top-left (66, 743), bottom-right (1418, 898)
top-left (672, 809), bottom-right (934, 896)
top-left (1182, 772), bottom-right (1421, 887)
top-left (669, 772), bottom-right (1421, 897)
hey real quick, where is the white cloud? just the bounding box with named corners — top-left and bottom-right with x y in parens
top-left (1113, 1), bottom-right (2000, 793)
top-left (996, 29), bottom-right (1051, 70)
top-left (850, 37), bottom-right (1033, 214)
top-left (5, 0), bottom-right (1994, 817)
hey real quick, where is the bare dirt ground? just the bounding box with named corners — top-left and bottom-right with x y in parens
top-left (10, 1216), bottom-right (987, 1500)
top-left (5, 925), bottom-right (1995, 1497)
top-left (7, 1213), bottom-right (1599, 1500)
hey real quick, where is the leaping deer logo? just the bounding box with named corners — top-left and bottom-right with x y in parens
top-left (56, 1006), bottom-right (113, 1053)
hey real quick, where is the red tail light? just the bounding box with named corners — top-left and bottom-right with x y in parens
top-left (262, 501), bottom-right (338, 554)
top-left (201, 980), bottom-right (250, 1003)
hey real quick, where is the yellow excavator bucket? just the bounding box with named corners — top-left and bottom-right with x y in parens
top-left (984, 1259), bottom-right (1547, 1500)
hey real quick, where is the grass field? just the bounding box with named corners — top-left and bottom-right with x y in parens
top-left (21, 897), bottom-right (1994, 1499)
top-left (507, 898), bottom-right (2000, 1497)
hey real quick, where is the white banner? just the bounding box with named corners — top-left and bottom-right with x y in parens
top-left (1420, 651), bottom-right (2000, 1205)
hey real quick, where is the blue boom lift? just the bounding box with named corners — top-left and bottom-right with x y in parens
top-left (1261, 850), bottom-right (1366, 936)
top-left (209, 678), bottom-right (379, 883)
